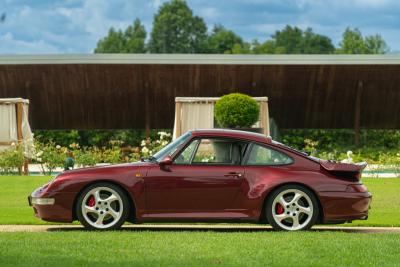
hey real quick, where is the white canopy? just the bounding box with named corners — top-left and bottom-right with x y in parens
top-left (0, 98), bottom-right (33, 151)
top-left (173, 97), bottom-right (269, 139)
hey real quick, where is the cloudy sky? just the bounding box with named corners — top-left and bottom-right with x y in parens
top-left (0, 0), bottom-right (399, 54)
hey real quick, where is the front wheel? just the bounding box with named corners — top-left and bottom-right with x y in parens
top-left (76, 183), bottom-right (130, 230)
top-left (266, 185), bottom-right (319, 231)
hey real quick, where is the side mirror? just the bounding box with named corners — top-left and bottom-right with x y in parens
top-left (159, 156), bottom-right (172, 170)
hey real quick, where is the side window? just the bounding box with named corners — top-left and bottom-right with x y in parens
top-left (246, 144), bottom-right (293, 165)
top-left (174, 138), bottom-right (248, 165)
top-left (192, 138), bottom-right (248, 165)
top-left (192, 139), bottom-right (231, 164)
top-left (174, 139), bottom-right (199, 164)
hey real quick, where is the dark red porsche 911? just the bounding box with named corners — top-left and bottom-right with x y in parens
top-left (29, 129), bottom-right (371, 231)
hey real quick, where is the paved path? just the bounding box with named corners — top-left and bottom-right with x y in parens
top-left (1, 224), bottom-right (400, 233)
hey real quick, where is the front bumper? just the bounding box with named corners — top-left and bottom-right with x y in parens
top-left (28, 186), bottom-right (75, 223)
top-left (319, 191), bottom-right (372, 223)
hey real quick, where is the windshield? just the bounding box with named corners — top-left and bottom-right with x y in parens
top-left (153, 132), bottom-right (192, 161)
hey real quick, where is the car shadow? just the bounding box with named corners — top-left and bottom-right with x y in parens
top-left (46, 225), bottom-right (391, 233)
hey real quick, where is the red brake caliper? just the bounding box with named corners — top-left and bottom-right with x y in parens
top-left (276, 203), bottom-right (284, 214)
top-left (87, 195), bottom-right (95, 207)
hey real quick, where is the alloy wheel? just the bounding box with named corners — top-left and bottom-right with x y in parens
top-left (271, 188), bottom-right (314, 231)
top-left (81, 186), bottom-right (124, 229)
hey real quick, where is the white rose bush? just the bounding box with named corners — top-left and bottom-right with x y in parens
top-left (0, 131), bottom-right (173, 175)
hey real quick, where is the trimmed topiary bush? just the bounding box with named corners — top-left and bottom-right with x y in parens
top-left (214, 93), bottom-right (260, 128)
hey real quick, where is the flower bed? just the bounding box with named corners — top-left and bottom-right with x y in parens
top-left (0, 131), bottom-right (172, 175)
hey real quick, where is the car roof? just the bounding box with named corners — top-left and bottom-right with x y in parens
top-left (190, 129), bottom-right (272, 144)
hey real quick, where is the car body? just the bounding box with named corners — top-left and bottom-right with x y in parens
top-left (29, 129), bottom-right (372, 231)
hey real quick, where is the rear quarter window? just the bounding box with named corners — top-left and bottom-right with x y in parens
top-left (246, 143), bottom-right (293, 166)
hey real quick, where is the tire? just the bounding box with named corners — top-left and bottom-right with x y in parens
top-left (266, 184), bottom-right (319, 231)
top-left (76, 182), bottom-right (130, 230)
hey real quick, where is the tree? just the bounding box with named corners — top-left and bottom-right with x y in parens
top-left (231, 43), bottom-right (252, 54)
top-left (251, 39), bottom-right (275, 54)
top-left (95, 18), bottom-right (147, 53)
top-left (250, 26), bottom-right (335, 54)
top-left (337, 28), bottom-right (366, 54)
top-left (365, 34), bottom-right (389, 54)
top-left (272, 25), bottom-right (303, 53)
top-left (149, 0), bottom-right (207, 53)
top-left (365, 34), bottom-right (388, 54)
top-left (301, 28), bottom-right (335, 54)
top-left (337, 27), bottom-right (389, 54)
top-left (94, 27), bottom-right (125, 53)
top-left (123, 18), bottom-right (147, 53)
top-left (271, 26), bottom-right (335, 54)
top-left (206, 24), bottom-right (243, 54)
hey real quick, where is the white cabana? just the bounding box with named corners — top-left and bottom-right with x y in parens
top-left (173, 97), bottom-right (269, 139)
top-left (0, 98), bottom-right (33, 173)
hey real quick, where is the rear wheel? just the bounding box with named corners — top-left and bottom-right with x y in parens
top-left (76, 183), bottom-right (129, 230)
top-left (266, 185), bottom-right (319, 231)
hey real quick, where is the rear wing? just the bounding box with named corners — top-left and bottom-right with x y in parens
top-left (320, 160), bottom-right (367, 172)
top-left (320, 160), bottom-right (367, 181)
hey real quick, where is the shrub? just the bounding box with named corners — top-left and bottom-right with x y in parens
top-left (34, 130), bottom-right (80, 147)
top-left (214, 93), bottom-right (259, 128)
top-left (74, 148), bottom-right (97, 167)
top-left (101, 143), bottom-right (123, 164)
top-left (33, 129), bottom-right (170, 148)
top-left (34, 142), bottom-right (65, 175)
top-left (0, 144), bottom-right (24, 174)
top-left (280, 129), bottom-right (400, 164)
top-left (139, 131), bottom-right (172, 157)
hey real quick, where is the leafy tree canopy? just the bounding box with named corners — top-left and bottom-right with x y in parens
top-left (149, 0), bottom-right (207, 53)
top-left (206, 24), bottom-right (244, 54)
top-left (95, 18), bottom-right (147, 53)
top-left (337, 27), bottom-right (389, 54)
top-left (252, 25), bottom-right (335, 54)
top-left (94, 1), bottom-right (389, 55)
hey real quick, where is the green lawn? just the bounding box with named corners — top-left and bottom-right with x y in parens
top-left (0, 231), bottom-right (399, 266)
top-left (346, 178), bottom-right (400, 227)
top-left (0, 175), bottom-right (399, 226)
top-left (1, 176), bottom-right (400, 266)
top-left (1, 176), bottom-right (54, 225)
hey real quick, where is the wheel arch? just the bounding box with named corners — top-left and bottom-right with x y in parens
top-left (72, 179), bottom-right (137, 223)
top-left (260, 181), bottom-right (324, 224)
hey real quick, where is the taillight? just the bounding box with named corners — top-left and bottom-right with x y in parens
top-left (346, 184), bottom-right (368, 193)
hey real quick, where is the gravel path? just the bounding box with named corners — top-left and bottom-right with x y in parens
top-left (1, 224), bottom-right (400, 233)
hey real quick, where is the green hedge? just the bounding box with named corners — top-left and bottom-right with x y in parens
top-left (281, 129), bottom-right (400, 151)
top-left (33, 129), bottom-right (169, 148)
top-left (31, 129), bottom-right (400, 165)
top-left (281, 129), bottom-right (400, 163)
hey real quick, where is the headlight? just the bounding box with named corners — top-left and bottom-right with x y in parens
top-left (31, 197), bottom-right (55, 205)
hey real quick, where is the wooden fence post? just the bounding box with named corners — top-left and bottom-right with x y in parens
top-left (144, 82), bottom-right (150, 138)
top-left (16, 103), bottom-right (24, 175)
top-left (354, 81), bottom-right (363, 146)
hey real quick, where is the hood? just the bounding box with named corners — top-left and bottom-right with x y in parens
top-left (58, 161), bottom-right (154, 176)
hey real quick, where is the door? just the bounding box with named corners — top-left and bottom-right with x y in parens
top-left (144, 138), bottom-right (248, 218)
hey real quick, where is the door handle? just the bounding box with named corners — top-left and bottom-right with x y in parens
top-left (224, 172), bottom-right (243, 178)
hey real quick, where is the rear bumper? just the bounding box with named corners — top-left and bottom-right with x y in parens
top-left (29, 186), bottom-right (75, 223)
top-left (319, 191), bottom-right (372, 223)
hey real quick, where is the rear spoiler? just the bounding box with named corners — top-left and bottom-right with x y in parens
top-left (320, 160), bottom-right (367, 181)
top-left (320, 160), bottom-right (367, 172)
